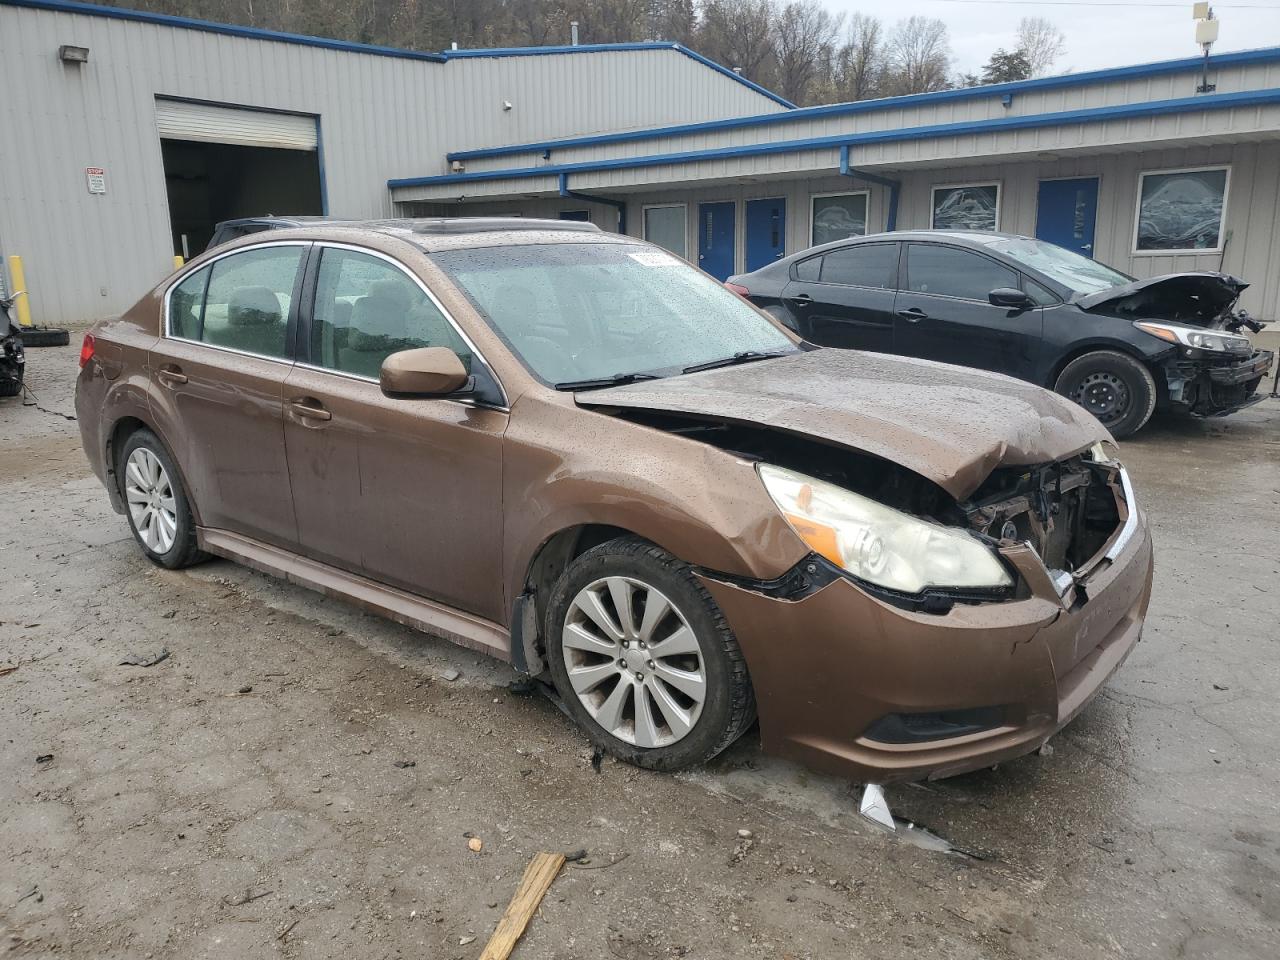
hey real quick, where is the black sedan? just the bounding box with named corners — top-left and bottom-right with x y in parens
top-left (727, 231), bottom-right (1273, 437)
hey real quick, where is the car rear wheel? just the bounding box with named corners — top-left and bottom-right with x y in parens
top-left (118, 429), bottom-right (205, 569)
top-left (1055, 350), bottom-right (1157, 438)
top-left (545, 537), bottom-right (756, 771)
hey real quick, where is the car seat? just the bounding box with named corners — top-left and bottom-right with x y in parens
top-left (207, 286), bottom-right (285, 357)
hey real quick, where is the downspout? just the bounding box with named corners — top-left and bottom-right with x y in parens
top-left (558, 173), bottom-right (628, 234)
top-left (839, 145), bottom-right (900, 232)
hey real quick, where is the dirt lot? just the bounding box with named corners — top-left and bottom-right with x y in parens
top-left (3, 342), bottom-right (1279, 960)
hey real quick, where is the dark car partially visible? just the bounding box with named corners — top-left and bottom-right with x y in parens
top-left (729, 231), bottom-right (1273, 437)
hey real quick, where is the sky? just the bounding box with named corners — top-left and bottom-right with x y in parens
top-left (824, 0), bottom-right (1280, 75)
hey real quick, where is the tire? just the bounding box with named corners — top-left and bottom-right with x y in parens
top-left (545, 537), bottom-right (756, 771)
top-left (0, 372), bottom-right (20, 397)
top-left (117, 428), bottom-right (205, 569)
top-left (19, 327), bottom-right (70, 348)
top-left (1054, 350), bottom-right (1157, 438)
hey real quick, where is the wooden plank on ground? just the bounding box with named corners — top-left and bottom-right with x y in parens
top-left (478, 851), bottom-right (566, 960)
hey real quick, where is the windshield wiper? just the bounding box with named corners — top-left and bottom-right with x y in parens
top-left (553, 372), bottom-right (662, 391)
top-left (681, 350), bottom-right (788, 375)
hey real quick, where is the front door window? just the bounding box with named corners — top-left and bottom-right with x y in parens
top-left (311, 247), bottom-right (472, 378)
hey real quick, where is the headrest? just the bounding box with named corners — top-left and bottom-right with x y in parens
top-left (227, 286), bottom-right (281, 327)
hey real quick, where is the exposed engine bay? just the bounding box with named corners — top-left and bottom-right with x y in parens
top-left (611, 411), bottom-right (1124, 602)
top-left (1078, 271), bottom-right (1266, 334)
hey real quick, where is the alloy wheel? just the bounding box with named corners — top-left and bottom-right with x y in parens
top-left (124, 448), bottom-right (178, 554)
top-left (561, 576), bottom-right (707, 748)
top-left (1070, 371), bottom-right (1130, 424)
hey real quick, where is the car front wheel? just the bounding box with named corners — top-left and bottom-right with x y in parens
top-left (1054, 350), bottom-right (1157, 438)
top-left (545, 537), bottom-right (756, 771)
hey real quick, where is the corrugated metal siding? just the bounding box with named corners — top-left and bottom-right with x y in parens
top-left (453, 61), bottom-right (1280, 175)
top-left (0, 4), bottom-right (784, 326)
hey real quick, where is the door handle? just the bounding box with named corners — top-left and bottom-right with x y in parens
top-left (288, 399), bottom-right (332, 422)
top-left (156, 367), bottom-right (187, 386)
top-left (896, 307), bottom-right (929, 322)
top-left (787, 293), bottom-right (814, 307)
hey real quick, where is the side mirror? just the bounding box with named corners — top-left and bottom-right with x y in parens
top-left (989, 287), bottom-right (1034, 309)
top-left (380, 347), bottom-right (470, 398)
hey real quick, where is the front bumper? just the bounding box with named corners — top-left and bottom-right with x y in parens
top-left (700, 496), bottom-right (1153, 784)
top-left (1164, 348), bottom-right (1273, 417)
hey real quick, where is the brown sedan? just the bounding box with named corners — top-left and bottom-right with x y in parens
top-left (76, 219), bottom-right (1153, 785)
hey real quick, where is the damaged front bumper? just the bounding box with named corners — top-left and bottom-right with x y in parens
top-left (1163, 347), bottom-right (1274, 417)
top-left (698, 480), bottom-right (1153, 785)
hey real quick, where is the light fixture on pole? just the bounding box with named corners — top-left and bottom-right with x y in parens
top-left (1193, 2), bottom-right (1219, 93)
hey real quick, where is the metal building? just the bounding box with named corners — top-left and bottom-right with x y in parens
top-left (4, 0), bottom-right (1280, 326)
top-left (396, 49), bottom-right (1280, 319)
top-left (0, 0), bottom-right (787, 326)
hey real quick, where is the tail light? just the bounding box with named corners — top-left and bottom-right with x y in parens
top-left (79, 333), bottom-right (96, 369)
top-left (724, 281), bottom-right (750, 298)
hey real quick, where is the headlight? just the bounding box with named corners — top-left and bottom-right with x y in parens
top-left (757, 464), bottom-right (1012, 594)
top-left (1134, 321), bottom-right (1251, 354)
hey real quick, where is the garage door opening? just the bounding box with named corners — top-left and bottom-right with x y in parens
top-left (157, 99), bottom-right (323, 255)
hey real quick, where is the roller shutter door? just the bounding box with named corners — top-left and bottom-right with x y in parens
top-left (155, 99), bottom-right (317, 151)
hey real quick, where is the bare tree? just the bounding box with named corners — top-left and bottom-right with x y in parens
top-left (828, 12), bottom-right (884, 102)
top-left (647, 0), bottom-right (698, 44)
top-left (884, 15), bottom-right (951, 94)
top-left (1016, 16), bottom-right (1066, 77)
top-left (696, 0), bottom-right (778, 88)
top-left (772, 0), bottom-right (841, 105)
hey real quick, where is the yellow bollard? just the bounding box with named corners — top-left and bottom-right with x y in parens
top-left (173, 255), bottom-right (185, 271)
top-left (6, 255), bottom-right (32, 328)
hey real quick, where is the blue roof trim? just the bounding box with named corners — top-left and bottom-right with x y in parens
top-left (2, 0), bottom-right (448, 60)
top-left (446, 45), bottom-right (1280, 162)
top-left (0, 1), bottom-right (795, 106)
top-left (392, 87), bottom-right (1280, 190)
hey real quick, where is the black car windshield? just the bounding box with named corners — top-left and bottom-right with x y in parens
top-left (429, 242), bottom-right (797, 386)
top-left (985, 237), bottom-right (1132, 295)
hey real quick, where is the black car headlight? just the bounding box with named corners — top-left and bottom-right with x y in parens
top-left (1135, 321), bottom-right (1252, 355)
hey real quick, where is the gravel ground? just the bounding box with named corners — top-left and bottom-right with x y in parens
top-left (2, 341), bottom-right (1278, 959)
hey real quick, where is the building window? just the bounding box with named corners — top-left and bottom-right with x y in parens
top-left (1135, 167), bottom-right (1229, 252)
top-left (811, 192), bottom-right (868, 246)
top-left (931, 183), bottom-right (1000, 232)
top-left (643, 204), bottom-right (687, 258)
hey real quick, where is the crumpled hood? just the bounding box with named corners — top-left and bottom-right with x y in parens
top-left (577, 349), bottom-right (1110, 500)
top-left (1076, 271), bottom-right (1247, 323)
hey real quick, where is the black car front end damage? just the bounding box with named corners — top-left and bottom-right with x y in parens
top-left (1162, 346), bottom-right (1274, 417)
top-left (1078, 271), bottom-right (1274, 417)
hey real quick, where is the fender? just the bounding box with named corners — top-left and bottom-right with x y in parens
top-left (500, 394), bottom-right (810, 625)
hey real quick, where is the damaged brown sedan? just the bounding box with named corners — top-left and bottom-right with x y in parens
top-left (75, 219), bottom-right (1153, 786)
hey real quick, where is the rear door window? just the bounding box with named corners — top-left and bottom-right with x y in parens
top-left (818, 244), bottom-right (898, 288)
top-left (904, 244), bottom-right (1017, 302)
top-left (309, 247), bottom-right (472, 379)
top-left (168, 246), bottom-right (304, 359)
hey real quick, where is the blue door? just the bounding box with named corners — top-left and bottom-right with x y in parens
top-left (697, 201), bottom-right (736, 280)
top-left (744, 198), bottom-right (786, 272)
top-left (1036, 178), bottom-right (1099, 257)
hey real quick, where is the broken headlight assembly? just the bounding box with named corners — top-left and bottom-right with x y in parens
top-left (757, 464), bottom-right (1013, 594)
top-left (1134, 321), bottom-right (1252, 355)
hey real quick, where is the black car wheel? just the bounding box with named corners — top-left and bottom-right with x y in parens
top-left (545, 536), bottom-right (756, 771)
top-left (1055, 350), bottom-right (1157, 438)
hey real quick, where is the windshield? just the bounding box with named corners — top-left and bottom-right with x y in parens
top-left (429, 242), bottom-right (797, 385)
top-left (985, 237), bottom-right (1131, 295)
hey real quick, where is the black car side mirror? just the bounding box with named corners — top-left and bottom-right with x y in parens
top-left (989, 287), bottom-right (1034, 310)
